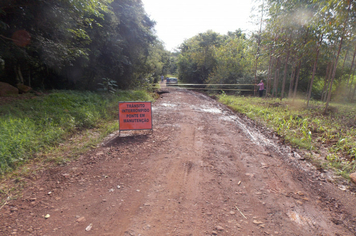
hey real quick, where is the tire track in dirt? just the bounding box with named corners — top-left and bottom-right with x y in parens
top-left (1, 88), bottom-right (356, 235)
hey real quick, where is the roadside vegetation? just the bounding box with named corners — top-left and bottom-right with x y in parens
top-left (2, 0), bottom-right (356, 183)
top-left (0, 1), bottom-right (177, 90)
top-left (175, 0), bottom-right (356, 181)
top-left (0, 90), bottom-right (155, 175)
top-left (219, 94), bottom-right (356, 179)
top-left (178, 1), bottom-right (356, 111)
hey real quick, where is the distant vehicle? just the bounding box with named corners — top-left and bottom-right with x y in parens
top-left (166, 77), bottom-right (178, 85)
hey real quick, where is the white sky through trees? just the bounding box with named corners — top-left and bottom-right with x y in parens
top-left (142, 0), bottom-right (258, 51)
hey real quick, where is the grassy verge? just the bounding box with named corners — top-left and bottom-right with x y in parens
top-left (0, 90), bottom-right (155, 175)
top-left (218, 94), bottom-right (356, 179)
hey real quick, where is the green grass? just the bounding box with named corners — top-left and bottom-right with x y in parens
top-left (218, 94), bottom-right (356, 178)
top-left (0, 90), bottom-right (154, 174)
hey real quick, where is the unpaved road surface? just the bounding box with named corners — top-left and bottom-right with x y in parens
top-left (1, 88), bottom-right (356, 236)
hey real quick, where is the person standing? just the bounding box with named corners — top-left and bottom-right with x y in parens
top-left (256, 80), bottom-right (264, 97)
top-left (160, 75), bottom-right (164, 83)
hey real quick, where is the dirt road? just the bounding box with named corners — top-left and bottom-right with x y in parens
top-left (1, 88), bottom-right (356, 236)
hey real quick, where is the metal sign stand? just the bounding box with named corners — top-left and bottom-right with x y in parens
top-left (118, 129), bottom-right (153, 137)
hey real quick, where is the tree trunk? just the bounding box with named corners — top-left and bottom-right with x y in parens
top-left (322, 61), bottom-right (333, 102)
top-left (307, 38), bottom-right (321, 107)
top-left (254, 57), bottom-right (258, 96)
top-left (14, 65), bottom-right (24, 84)
top-left (272, 59), bottom-right (277, 97)
top-left (254, 1), bottom-right (264, 96)
top-left (293, 60), bottom-right (302, 100)
top-left (273, 58), bottom-right (280, 98)
top-left (288, 58), bottom-right (297, 98)
top-left (266, 55), bottom-right (274, 96)
top-left (290, 28), bottom-right (309, 101)
top-left (324, 60), bottom-right (334, 102)
top-left (348, 44), bottom-right (356, 96)
top-left (324, 35), bottom-right (344, 113)
top-left (18, 66), bottom-right (24, 84)
top-left (341, 49), bottom-right (348, 74)
top-left (324, 2), bottom-right (350, 112)
top-left (272, 63), bottom-right (277, 98)
top-left (281, 46), bottom-right (291, 100)
top-left (351, 66), bottom-right (356, 100)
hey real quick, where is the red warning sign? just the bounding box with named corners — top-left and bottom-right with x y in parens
top-left (119, 102), bottom-right (152, 131)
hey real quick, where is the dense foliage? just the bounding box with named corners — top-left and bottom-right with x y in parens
top-left (176, 0), bottom-right (356, 109)
top-left (177, 30), bottom-right (254, 85)
top-left (0, 0), bottom-right (169, 90)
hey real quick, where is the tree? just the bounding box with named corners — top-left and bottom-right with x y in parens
top-left (257, 0), bottom-right (356, 106)
top-left (0, 0), bottom-right (164, 90)
top-left (177, 30), bottom-right (223, 84)
top-left (208, 36), bottom-right (250, 84)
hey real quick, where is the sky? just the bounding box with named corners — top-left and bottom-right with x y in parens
top-left (141, 0), bottom-right (259, 51)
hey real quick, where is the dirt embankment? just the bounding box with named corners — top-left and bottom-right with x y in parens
top-left (1, 88), bottom-right (356, 236)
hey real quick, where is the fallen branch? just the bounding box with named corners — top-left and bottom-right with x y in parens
top-left (235, 205), bottom-right (247, 219)
top-left (0, 200), bottom-right (8, 210)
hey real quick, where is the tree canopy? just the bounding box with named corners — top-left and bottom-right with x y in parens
top-left (0, 0), bottom-right (169, 90)
top-left (258, 0), bottom-right (356, 107)
top-left (177, 29), bottom-right (253, 85)
top-left (176, 0), bottom-right (356, 107)
top-left (3, 0), bottom-right (356, 107)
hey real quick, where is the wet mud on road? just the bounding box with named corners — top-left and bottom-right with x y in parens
top-left (1, 88), bottom-right (356, 235)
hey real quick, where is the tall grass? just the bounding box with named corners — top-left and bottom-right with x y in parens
top-left (0, 90), bottom-right (153, 174)
top-left (218, 94), bottom-right (356, 178)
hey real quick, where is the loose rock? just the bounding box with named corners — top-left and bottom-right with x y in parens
top-left (350, 173), bottom-right (356, 184)
top-left (85, 223), bottom-right (93, 231)
top-left (17, 83), bottom-right (32, 93)
top-left (76, 217), bottom-right (86, 222)
top-left (261, 163), bottom-right (269, 168)
top-left (253, 220), bottom-right (263, 225)
top-left (0, 82), bottom-right (18, 96)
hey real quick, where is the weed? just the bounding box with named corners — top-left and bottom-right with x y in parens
top-left (0, 90), bottom-right (154, 174)
top-left (218, 95), bottom-right (356, 178)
